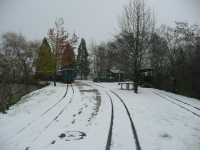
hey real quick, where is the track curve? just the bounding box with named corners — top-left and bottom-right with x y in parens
top-left (91, 83), bottom-right (141, 150)
top-left (110, 90), bottom-right (141, 150)
top-left (153, 91), bottom-right (200, 118)
top-left (154, 90), bottom-right (200, 111)
top-left (105, 92), bottom-right (114, 150)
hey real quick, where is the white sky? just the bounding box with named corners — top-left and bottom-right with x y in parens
top-left (0, 0), bottom-right (199, 43)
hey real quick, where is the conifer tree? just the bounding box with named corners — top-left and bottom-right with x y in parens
top-left (36, 38), bottom-right (56, 79)
top-left (77, 38), bottom-right (90, 79)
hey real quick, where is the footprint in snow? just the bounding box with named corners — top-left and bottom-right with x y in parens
top-left (160, 133), bottom-right (172, 139)
top-left (58, 131), bottom-right (86, 141)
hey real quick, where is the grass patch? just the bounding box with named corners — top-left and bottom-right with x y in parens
top-left (0, 84), bottom-right (45, 113)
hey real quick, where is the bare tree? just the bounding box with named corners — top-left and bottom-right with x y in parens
top-left (158, 22), bottom-right (196, 92)
top-left (0, 32), bottom-right (40, 112)
top-left (1, 32), bottom-right (38, 84)
top-left (149, 32), bottom-right (169, 88)
top-left (48, 18), bottom-right (78, 86)
top-left (119, 0), bottom-right (154, 93)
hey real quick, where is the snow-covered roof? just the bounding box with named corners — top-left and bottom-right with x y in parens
top-left (110, 68), bottom-right (124, 74)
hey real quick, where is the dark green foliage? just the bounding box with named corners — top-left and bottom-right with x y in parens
top-left (77, 38), bottom-right (90, 79)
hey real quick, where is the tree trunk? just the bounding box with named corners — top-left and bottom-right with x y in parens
top-left (134, 66), bottom-right (138, 93)
top-left (80, 72), bottom-right (83, 80)
top-left (133, 10), bottom-right (140, 94)
top-left (54, 71), bottom-right (56, 86)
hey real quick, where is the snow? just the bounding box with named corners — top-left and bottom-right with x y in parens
top-left (0, 81), bottom-right (200, 150)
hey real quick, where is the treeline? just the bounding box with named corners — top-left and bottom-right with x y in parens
top-left (0, 32), bottom-right (41, 84)
top-left (0, 32), bottom-right (41, 112)
top-left (91, 0), bottom-right (200, 98)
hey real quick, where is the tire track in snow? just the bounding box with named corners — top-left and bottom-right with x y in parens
top-left (91, 83), bottom-right (141, 150)
top-left (153, 91), bottom-right (200, 118)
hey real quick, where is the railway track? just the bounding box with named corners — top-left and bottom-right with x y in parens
top-left (32, 89), bottom-right (75, 142)
top-left (91, 83), bottom-right (141, 150)
top-left (2, 85), bottom-right (72, 146)
top-left (110, 90), bottom-right (141, 150)
top-left (153, 91), bottom-right (200, 118)
top-left (154, 90), bottom-right (200, 111)
top-left (16, 86), bottom-right (69, 135)
top-left (40, 86), bottom-right (69, 117)
top-left (105, 93), bottom-right (114, 150)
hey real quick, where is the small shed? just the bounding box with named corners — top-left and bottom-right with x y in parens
top-left (140, 68), bottom-right (153, 86)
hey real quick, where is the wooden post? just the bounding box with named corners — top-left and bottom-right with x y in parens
top-left (126, 83), bottom-right (130, 90)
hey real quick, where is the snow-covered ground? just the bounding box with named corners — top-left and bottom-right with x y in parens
top-left (0, 81), bottom-right (200, 150)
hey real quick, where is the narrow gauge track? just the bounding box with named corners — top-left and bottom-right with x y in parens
top-left (40, 86), bottom-right (69, 116)
top-left (154, 90), bottom-right (200, 111)
top-left (91, 83), bottom-right (141, 150)
top-left (17, 86), bottom-right (69, 135)
top-left (110, 90), bottom-right (141, 150)
top-left (2, 85), bottom-right (70, 145)
top-left (105, 92), bottom-right (114, 150)
top-left (153, 91), bottom-right (200, 118)
top-left (32, 88), bottom-right (75, 142)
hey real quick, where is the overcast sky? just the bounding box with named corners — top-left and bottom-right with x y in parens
top-left (0, 0), bottom-right (199, 43)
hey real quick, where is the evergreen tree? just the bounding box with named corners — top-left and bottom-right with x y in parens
top-left (36, 38), bottom-right (56, 79)
top-left (77, 38), bottom-right (90, 79)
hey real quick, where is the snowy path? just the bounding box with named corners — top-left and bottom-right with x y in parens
top-left (1, 81), bottom-right (200, 150)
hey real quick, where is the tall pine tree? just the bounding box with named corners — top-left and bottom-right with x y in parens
top-left (35, 38), bottom-right (56, 79)
top-left (77, 38), bottom-right (90, 79)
